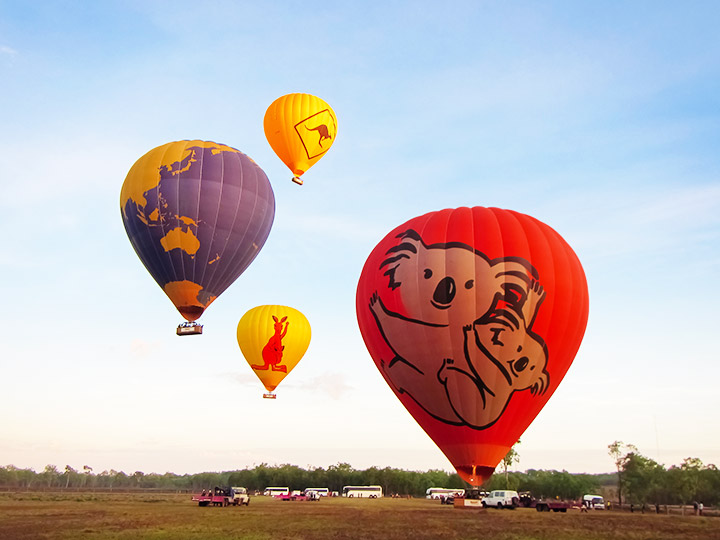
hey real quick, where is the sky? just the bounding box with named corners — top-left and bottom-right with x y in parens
top-left (1, 1), bottom-right (719, 478)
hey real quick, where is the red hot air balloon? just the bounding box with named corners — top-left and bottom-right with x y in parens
top-left (120, 140), bottom-right (275, 334)
top-left (356, 207), bottom-right (589, 485)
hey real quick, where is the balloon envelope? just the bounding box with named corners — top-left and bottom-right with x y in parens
top-left (237, 305), bottom-right (311, 395)
top-left (356, 207), bottom-right (589, 485)
top-left (263, 93), bottom-right (337, 183)
top-left (120, 140), bottom-right (275, 323)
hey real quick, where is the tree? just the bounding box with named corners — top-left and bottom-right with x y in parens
top-left (82, 465), bottom-right (93, 488)
top-left (620, 451), bottom-right (665, 504)
top-left (131, 471), bottom-right (145, 488)
top-left (326, 462), bottom-right (356, 492)
top-left (608, 440), bottom-right (636, 506)
top-left (64, 465), bottom-right (77, 488)
top-left (0, 466), bottom-right (20, 487)
top-left (680, 457), bottom-right (703, 499)
top-left (15, 467), bottom-right (35, 488)
top-left (41, 465), bottom-right (59, 487)
top-left (501, 440), bottom-right (521, 488)
top-left (667, 457), bottom-right (704, 511)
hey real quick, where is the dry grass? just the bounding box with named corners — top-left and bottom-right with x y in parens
top-left (0, 492), bottom-right (718, 540)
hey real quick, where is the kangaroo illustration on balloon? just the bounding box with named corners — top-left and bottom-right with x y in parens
top-left (304, 123), bottom-right (332, 147)
top-left (252, 316), bottom-right (289, 372)
top-left (368, 229), bottom-right (549, 430)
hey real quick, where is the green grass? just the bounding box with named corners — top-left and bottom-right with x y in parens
top-left (0, 492), bottom-right (718, 540)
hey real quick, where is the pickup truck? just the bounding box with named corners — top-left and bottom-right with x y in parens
top-left (277, 491), bottom-right (320, 501)
top-left (192, 486), bottom-right (250, 507)
top-left (230, 486), bottom-right (250, 506)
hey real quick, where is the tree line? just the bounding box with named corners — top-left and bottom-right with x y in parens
top-left (0, 463), bottom-right (465, 495)
top-left (2, 444), bottom-right (716, 505)
top-left (609, 441), bottom-right (719, 507)
top-left (0, 462), bottom-right (604, 498)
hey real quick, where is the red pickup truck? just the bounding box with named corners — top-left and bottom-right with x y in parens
top-left (192, 486), bottom-right (250, 507)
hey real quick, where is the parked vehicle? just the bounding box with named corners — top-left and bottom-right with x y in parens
top-left (449, 488), bottom-right (488, 508)
top-left (427, 487), bottom-right (465, 500)
top-left (192, 486), bottom-right (250, 507)
top-left (517, 491), bottom-right (535, 507)
top-left (278, 490), bottom-right (320, 501)
top-left (535, 498), bottom-right (574, 512)
top-left (264, 487), bottom-right (290, 497)
top-left (583, 494), bottom-right (605, 510)
top-left (341, 485), bottom-right (383, 498)
top-left (304, 487), bottom-right (330, 497)
top-left (482, 490), bottom-right (520, 509)
top-left (230, 487), bottom-right (250, 506)
top-left (517, 491), bottom-right (580, 513)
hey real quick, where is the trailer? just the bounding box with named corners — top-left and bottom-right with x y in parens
top-left (535, 499), bottom-right (576, 512)
top-left (517, 492), bottom-right (578, 512)
top-left (451, 488), bottom-right (489, 508)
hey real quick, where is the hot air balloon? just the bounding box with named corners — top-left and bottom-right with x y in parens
top-left (237, 305), bottom-right (311, 398)
top-left (356, 207), bottom-right (589, 485)
top-left (120, 140), bottom-right (275, 335)
top-left (263, 93), bottom-right (337, 185)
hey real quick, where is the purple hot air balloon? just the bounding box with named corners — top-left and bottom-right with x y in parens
top-left (120, 140), bottom-right (275, 334)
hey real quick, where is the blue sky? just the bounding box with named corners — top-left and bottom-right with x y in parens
top-left (1, 1), bottom-right (719, 477)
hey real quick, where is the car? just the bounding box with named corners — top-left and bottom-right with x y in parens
top-left (482, 490), bottom-right (520, 509)
top-left (231, 487), bottom-right (250, 506)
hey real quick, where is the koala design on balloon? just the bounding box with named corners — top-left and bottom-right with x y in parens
top-left (368, 229), bottom-right (550, 430)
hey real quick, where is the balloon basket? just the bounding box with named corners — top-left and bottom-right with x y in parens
top-left (291, 176), bottom-right (304, 185)
top-left (177, 322), bottom-right (203, 336)
top-left (262, 392), bottom-right (277, 399)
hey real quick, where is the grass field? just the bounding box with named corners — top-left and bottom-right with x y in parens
top-left (1, 492), bottom-right (718, 540)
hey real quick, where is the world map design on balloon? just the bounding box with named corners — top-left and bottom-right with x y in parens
top-left (121, 140), bottom-right (275, 321)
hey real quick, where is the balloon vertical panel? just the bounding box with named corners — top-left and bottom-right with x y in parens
top-left (237, 305), bottom-right (311, 394)
top-left (120, 140), bottom-right (275, 322)
top-left (356, 207), bottom-right (589, 485)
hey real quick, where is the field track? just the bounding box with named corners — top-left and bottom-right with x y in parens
top-left (1, 492), bottom-right (718, 540)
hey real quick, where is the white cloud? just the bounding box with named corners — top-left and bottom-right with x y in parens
top-left (1, 45), bottom-right (17, 56)
top-left (297, 372), bottom-right (354, 400)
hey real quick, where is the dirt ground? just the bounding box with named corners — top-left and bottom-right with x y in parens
top-left (0, 492), bottom-right (718, 540)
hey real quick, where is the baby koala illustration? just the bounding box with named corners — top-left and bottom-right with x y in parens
top-left (368, 229), bottom-right (549, 429)
top-left (438, 281), bottom-right (549, 429)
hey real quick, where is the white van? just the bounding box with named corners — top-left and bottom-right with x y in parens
top-left (482, 490), bottom-right (520, 509)
top-left (583, 494), bottom-right (605, 510)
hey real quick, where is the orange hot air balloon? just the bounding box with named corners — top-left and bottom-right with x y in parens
top-left (356, 207), bottom-right (589, 485)
top-left (237, 305), bottom-right (311, 398)
top-left (263, 93), bottom-right (337, 185)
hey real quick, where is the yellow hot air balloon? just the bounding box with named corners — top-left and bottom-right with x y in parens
top-left (237, 305), bottom-right (311, 398)
top-left (263, 93), bottom-right (337, 185)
